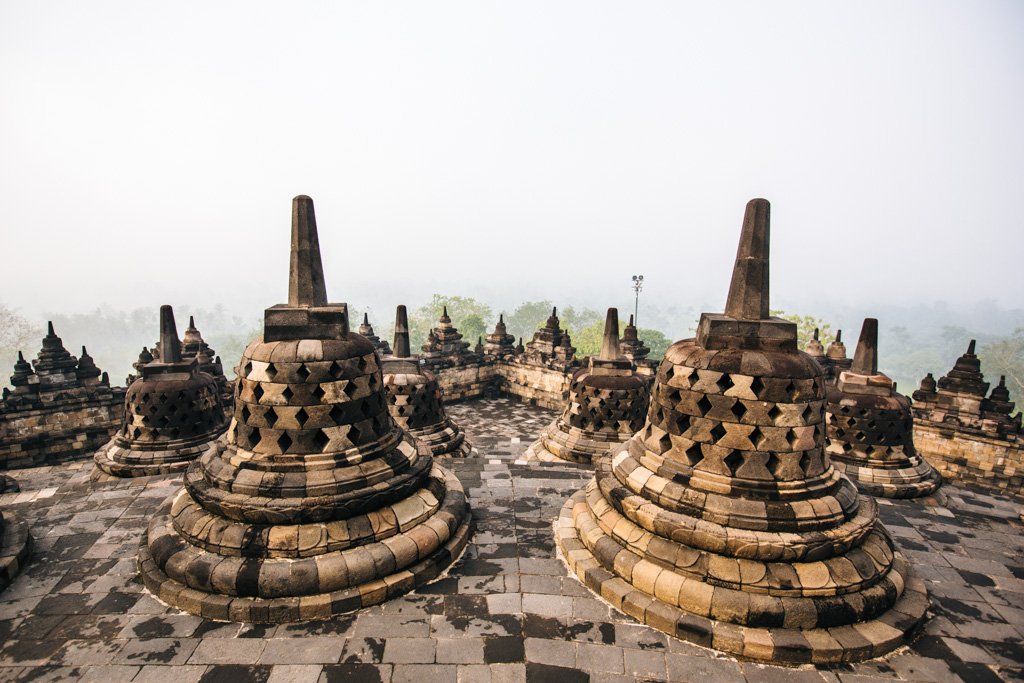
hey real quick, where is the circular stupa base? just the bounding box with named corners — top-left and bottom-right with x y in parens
top-left (555, 489), bottom-right (928, 665)
top-left (138, 465), bottom-right (472, 623)
top-left (518, 421), bottom-right (625, 465)
top-left (832, 460), bottom-right (942, 500)
top-left (410, 421), bottom-right (472, 458)
top-left (0, 474), bottom-right (20, 494)
top-left (92, 438), bottom-right (216, 481)
top-left (0, 512), bottom-right (32, 594)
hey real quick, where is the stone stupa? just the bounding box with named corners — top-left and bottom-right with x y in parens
top-left (139, 195), bottom-right (471, 623)
top-left (357, 312), bottom-right (392, 356)
top-left (555, 199), bottom-right (927, 664)
top-left (522, 308), bottom-right (649, 464)
top-left (382, 306), bottom-right (471, 458)
top-left (483, 314), bottom-right (516, 357)
top-left (825, 318), bottom-right (941, 498)
top-left (93, 306), bottom-right (229, 480)
top-left (821, 330), bottom-right (851, 383)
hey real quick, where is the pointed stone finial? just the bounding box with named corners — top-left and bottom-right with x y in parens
top-left (363, 312), bottom-right (370, 325)
top-left (813, 328), bottom-right (820, 340)
top-left (288, 195), bottom-right (328, 308)
top-left (393, 305), bottom-right (411, 358)
top-left (17, 351), bottom-right (24, 361)
top-left (47, 321), bottom-right (55, 336)
top-left (499, 313), bottom-right (505, 324)
top-left (159, 305), bottom-right (182, 363)
top-left (189, 315), bottom-right (196, 329)
top-left (836, 330), bottom-right (843, 342)
top-left (443, 306), bottom-right (449, 318)
top-left (724, 198), bottom-right (771, 320)
top-left (599, 308), bottom-right (621, 360)
top-left (628, 314), bottom-right (635, 327)
top-left (851, 318), bottom-right (879, 375)
top-left (967, 339), bottom-right (976, 355)
top-left (552, 307), bottom-right (557, 317)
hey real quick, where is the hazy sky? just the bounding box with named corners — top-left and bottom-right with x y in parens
top-left (1, 1), bottom-right (1021, 323)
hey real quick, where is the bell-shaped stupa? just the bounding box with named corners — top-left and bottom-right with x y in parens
top-left (825, 319), bottom-right (941, 498)
top-left (555, 199), bottom-right (927, 664)
top-left (522, 308), bottom-right (649, 463)
top-left (139, 196), bottom-right (471, 623)
top-left (93, 306), bottom-right (228, 479)
top-left (382, 306), bottom-right (471, 458)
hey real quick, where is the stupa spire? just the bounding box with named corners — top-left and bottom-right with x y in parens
top-left (851, 318), bottom-right (879, 375)
top-left (287, 195), bottom-right (328, 308)
top-left (598, 308), bottom-right (621, 361)
top-left (159, 305), bottom-right (182, 363)
top-left (393, 305), bottom-right (411, 358)
top-left (724, 198), bottom-right (771, 320)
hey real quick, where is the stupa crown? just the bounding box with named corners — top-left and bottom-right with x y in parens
top-left (590, 308), bottom-right (632, 376)
top-left (851, 318), bottom-right (880, 376)
top-left (264, 195), bottom-right (349, 342)
top-left (695, 199), bottom-right (797, 351)
top-left (76, 346), bottom-right (102, 382)
top-left (936, 339), bottom-right (989, 396)
top-left (825, 329), bottom-right (848, 360)
top-left (141, 306), bottom-right (199, 380)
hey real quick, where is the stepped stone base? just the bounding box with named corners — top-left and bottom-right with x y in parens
top-left (555, 487), bottom-right (929, 665)
top-left (914, 423), bottom-right (1023, 498)
top-left (138, 465), bottom-right (472, 623)
top-left (91, 439), bottom-right (213, 481)
top-left (0, 513), bottom-right (32, 593)
top-left (832, 458), bottom-right (943, 500)
top-left (410, 421), bottom-right (472, 458)
top-left (519, 420), bottom-right (620, 465)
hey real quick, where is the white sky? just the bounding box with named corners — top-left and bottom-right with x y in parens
top-left (1, 1), bottom-right (1021, 322)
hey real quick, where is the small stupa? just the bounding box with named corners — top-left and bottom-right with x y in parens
top-left (93, 306), bottom-right (228, 480)
top-left (825, 318), bottom-right (941, 498)
top-left (483, 314), bottom-right (516, 357)
top-left (522, 308), bottom-right (649, 463)
top-left (357, 312), bottom-right (393, 356)
top-left (522, 307), bottom-right (576, 370)
top-left (139, 195), bottom-right (470, 622)
top-left (555, 198), bottom-right (927, 664)
top-left (382, 306), bottom-right (471, 458)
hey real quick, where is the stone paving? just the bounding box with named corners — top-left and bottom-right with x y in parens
top-left (0, 397), bottom-right (1022, 682)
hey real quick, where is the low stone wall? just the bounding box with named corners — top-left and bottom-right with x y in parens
top-left (493, 362), bottom-right (573, 411)
top-left (433, 362), bottom-right (499, 403)
top-left (914, 422), bottom-right (1023, 497)
top-left (0, 395), bottom-right (124, 469)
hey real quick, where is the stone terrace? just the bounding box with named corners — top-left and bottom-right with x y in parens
top-left (0, 397), bottom-right (1022, 683)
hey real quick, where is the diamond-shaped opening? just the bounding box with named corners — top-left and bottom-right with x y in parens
top-left (840, 406), bottom-right (850, 415)
top-left (689, 372), bottom-right (702, 388)
top-left (348, 424), bottom-right (362, 444)
top-left (177, 391), bottom-right (186, 401)
top-left (360, 399), bottom-right (373, 417)
top-left (765, 452), bottom-right (780, 476)
top-left (685, 443), bottom-right (703, 466)
top-left (277, 432), bottom-right (293, 452)
top-left (158, 393), bottom-right (168, 402)
top-left (799, 451), bottom-right (814, 474)
top-left (658, 432), bottom-right (672, 453)
top-left (243, 361), bottom-right (253, 377)
top-left (710, 422), bottom-right (727, 442)
top-left (854, 431), bottom-right (866, 442)
top-left (329, 404), bottom-right (345, 423)
top-left (674, 413), bottom-right (691, 434)
top-left (313, 429), bottom-right (330, 452)
top-left (132, 427), bottom-right (142, 439)
top-left (716, 373), bottom-right (733, 394)
top-left (749, 376), bottom-right (764, 397)
top-left (842, 441), bottom-right (853, 452)
top-left (295, 407), bottom-right (309, 428)
top-left (141, 393), bottom-right (150, 403)
top-left (265, 363), bottom-right (278, 380)
top-left (265, 407), bottom-right (278, 428)
top-left (141, 415), bottom-right (151, 426)
top-left (297, 364), bottom-right (311, 381)
top-left (859, 408), bottom-right (869, 416)
top-left (867, 419), bottom-right (877, 429)
top-left (696, 395), bottom-right (713, 416)
top-left (747, 425), bottom-right (762, 448)
top-left (160, 415), bottom-right (171, 426)
top-left (784, 381), bottom-right (798, 400)
top-left (723, 450), bottom-right (743, 475)
top-left (357, 356), bottom-right (369, 373)
top-left (343, 381), bottom-right (358, 398)
top-left (835, 428), bottom-right (845, 438)
top-left (252, 384), bottom-right (264, 402)
top-left (767, 404), bottom-right (782, 423)
top-left (730, 401), bottom-right (747, 420)
top-left (281, 386), bottom-right (294, 401)
top-left (664, 365), bottom-right (675, 382)
top-left (330, 361), bottom-right (344, 379)
top-left (800, 404), bottom-right (812, 422)
top-left (312, 385), bottom-right (326, 401)
top-left (786, 429), bottom-right (799, 448)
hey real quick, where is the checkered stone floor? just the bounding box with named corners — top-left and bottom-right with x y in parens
top-left (0, 397), bottom-right (1023, 682)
